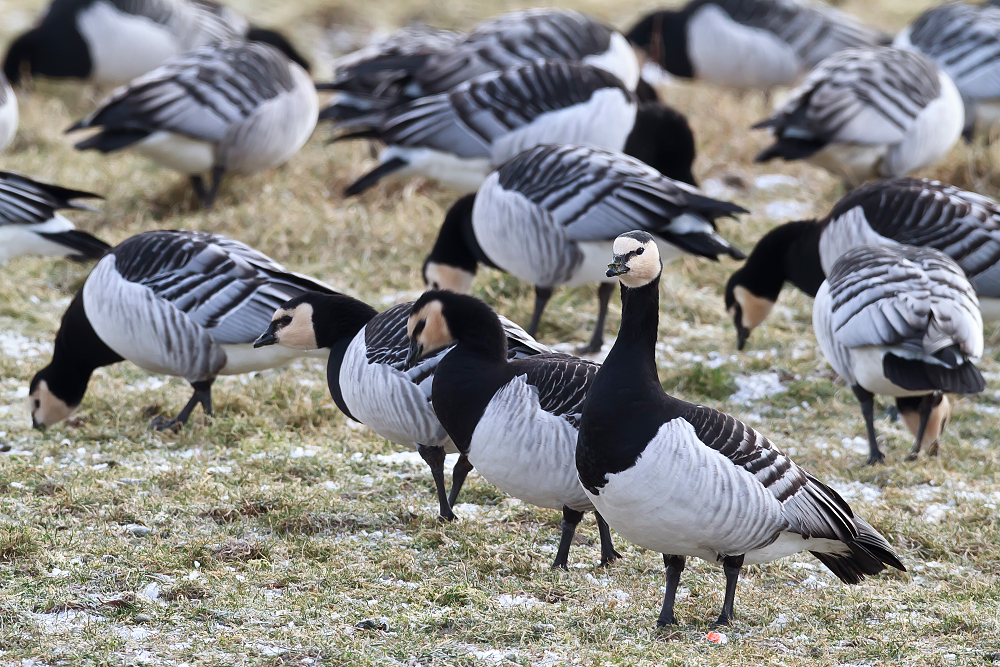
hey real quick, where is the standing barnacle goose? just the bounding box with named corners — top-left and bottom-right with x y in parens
top-left (327, 60), bottom-right (696, 196)
top-left (0, 71), bottom-right (18, 151)
top-left (423, 145), bottom-right (746, 354)
top-left (406, 290), bottom-right (622, 569)
top-left (28, 230), bottom-right (335, 431)
top-left (67, 42), bottom-right (317, 209)
top-left (814, 244), bottom-right (985, 464)
top-left (575, 231), bottom-right (905, 627)
top-left (252, 291), bottom-right (548, 521)
top-left (725, 178), bottom-right (1000, 350)
top-left (0, 171), bottom-right (108, 263)
top-left (753, 46), bottom-right (964, 187)
top-left (3, 0), bottom-right (309, 87)
top-left (627, 0), bottom-right (888, 93)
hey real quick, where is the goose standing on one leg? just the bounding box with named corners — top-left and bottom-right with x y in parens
top-left (575, 230), bottom-right (905, 627)
top-left (251, 291), bottom-right (548, 521)
top-left (813, 244), bottom-right (985, 464)
top-left (406, 290), bottom-right (621, 568)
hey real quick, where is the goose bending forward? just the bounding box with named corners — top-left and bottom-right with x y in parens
top-left (3, 0), bottom-right (308, 87)
top-left (814, 244), bottom-right (985, 464)
top-left (28, 230), bottom-right (335, 431)
top-left (252, 291), bottom-right (548, 521)
top-left (406, 291), bottom-right (621, 568)
top-left (726, 178), bottom-right (1000, 349)
top-left (0, 172), bottom-right (108, 263)
top-left (753, 46), bottom-right (963, 186)
top-left (0, 71), bottom-right (17, 151)
top-left (68, 42), bottom-right (317, 208)
top-left (575, 231), bottom-right (905, 626)
top-left (423, 145), bottom-right (745, 354)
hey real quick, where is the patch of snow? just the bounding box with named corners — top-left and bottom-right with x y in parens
top-left (765, 200), bottom-right (812, 220)
top-left (289, 446), bottom-right (317, 458)
top-left (496, 594), bottom-right (543, 608)
top-left (828, 480), bottom-right (883, 505)
top-left (0, 332), bottom-right (48, 358)
top-left (840, 437), bottom-right (870, 456)
top-left (374, 451), bottom-right (424, 466)
top-left (730, 372), bottom-right (786, 404)
top-left (452, 503), bottom-right (482, 519)
top-left (754, 174), bottom-right (799, 190)
top-left (922, 502), bottom-right (954, 524)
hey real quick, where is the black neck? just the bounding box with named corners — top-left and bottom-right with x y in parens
top-left (626, 11), bottom-right (693, 79)
top-left (624, 103), bottom-right (697, 186)
top-left (425, 194), bottom-right (481, 274)
top-left (607, 279), bottom-right (662, 385)
top-left (736, 220), bottom-right (825, 300)
top-left (311, 294), bottom-right (378, 349)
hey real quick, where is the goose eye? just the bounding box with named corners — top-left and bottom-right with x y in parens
top-left (432, 282), bottom-right (440, 290)
top-left (636, 247), bottom-right (645, 255)
top-left (33, 399), bottom-right (40, 409)
top-left (278, 315), bottom-right (292, 326)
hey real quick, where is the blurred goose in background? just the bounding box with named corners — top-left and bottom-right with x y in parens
top-left (575, 231), bottom-right (904, 627)
top-left (0, 172), bottom-right (107, 264)
top-left (725, 178), bottom-right (1000, 350)
top-left (253, 291), bottom-right (548, 522)
top-left (423, 145), bottom-right (746, 354)
top-left (327, 61), bottom-right (696, 196)
top-left (753, 46), bottom-right (964, 186)
top-left (0, 71), bottom-right (18, 151)
top-left (406, 291), bottom-right (622, 569)
top-left (3, 0), bottom-right (309, 87)
top-left (627, 0), bottom-right (889, 93)
top-left (814, 244), bottom-right (985, 464)
top-left (68, 42), bottom-right (317, 208)
top-left (28, 230), bottom-right (336, 431)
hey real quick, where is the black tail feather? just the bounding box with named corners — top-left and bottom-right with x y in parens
top-left (37, 230), bottom-right (111, 262)
top-left (73, 130), bottom-right (150, 153)
top-left (343, 157), bottom-right (408, 196)
top-left (812, 517), bottom-right (905, 585)
top-left (755, 138), bottom-right (825, 163)
top-left (662, 231), bottom-right (745, 261)
top-left (883, 353), bottom-right (985, 394)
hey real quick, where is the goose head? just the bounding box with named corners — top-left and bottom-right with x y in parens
top-left (607, 231), bottom-right (662, 288)
top-left (28, 373), bottom-right (76, 430)
top-left (405, 296), bottom-right (454, 366)
top-left (422, 194), bottom-right (478, 293)
top-left (724, 271), bottom-right (775, 352)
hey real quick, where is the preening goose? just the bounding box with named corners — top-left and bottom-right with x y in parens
top-left (67, 41), bottom-right (318, 208)
top-left (327, 60), bottom-right (696, 196)
top-left (3, 0), bottom-right (309, 87)
top-left (28, 230), bottom-right (335, 431)
top-left (252, 291), bottom-right (548, 521)
top-left (0, 171), bottom-right (108, 264)
top-left (725, 178), bottom-right (1000, 350)
top-left (406, 291), bottom-right (621, 569)
top-left (575, 230), bottom-right (905, 627)
top-left (753, 46), bottom-right (964, 186)
top-left (423, 145), bottom-right (745, 354)
top-left (0, 71), bottom-right (17, 151)
top-left (627, 0), bottom-right (889, 92)
top-left (814, 244), bottom-right (986, 464)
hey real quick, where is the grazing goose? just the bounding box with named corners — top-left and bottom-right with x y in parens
top-left (252, 291), bottom-right (548, 521)
top-left (753, 46), bottom-right (964, 187)
top-left (67, 41), bottom-right (318, 208)
top-left (327, 60), bottom-right (696, 196)
top-left (0, 71), bottom-right (17, 151)
top-left (28, 230), bottom-right (335, 431)
top-left (627, 0), bottom-right (889, 92)
top-left (814, 244), bottom-right (985, 464)
top-left (0, 172), bottom-right (108, 264)
top-left (575, 230), bottom-right (905, 627)
top-left (423, 145), bottom-right (746, 354)
top-left (3, 0), bottom-right (309, 87)
top-left (406, 290), bottom-right (621, 569)
top-left (725, 178), bottom-right (1000, 350)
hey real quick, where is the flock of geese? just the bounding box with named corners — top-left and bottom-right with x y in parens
top-left (6, 0), bottom-right (1000, 628)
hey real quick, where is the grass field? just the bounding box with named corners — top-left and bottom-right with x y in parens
top-left (2, 0), bottom-right (1000, 664)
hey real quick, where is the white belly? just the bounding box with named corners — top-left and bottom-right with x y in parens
top-left (219, 344), bottom-right (328, 375)
top-left (136, 132), bottom-right (215, 175)
top-left (77, 1), bottom-right (181, 85)
top-left (0, 88), bottom-right (18, 151)
top-left (380, 146), bottom-right (491, 193)
top-left (850, 347), bottom-right (929, 397)
top-left (0, 216), bottom-right (74, 262)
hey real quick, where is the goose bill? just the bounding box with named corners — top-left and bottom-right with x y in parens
top-left (607, 258), bottom-right (628, 277)
top-left (253, 324), bottom-right (279, 348)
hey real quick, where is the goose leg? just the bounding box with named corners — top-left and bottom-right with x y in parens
top-left (526, 287), bottom-right (553, 338)
top-left (595, 512), bottom-right (621, 566)
top-left (447, 454), bottom-right (474, 508)
top-left (190, 175), bottom-right (208, 204)
top-left (578, 282), bottom-right (614, 355)
top-left (906, 393), bottom-right (942, 461)
top-left (151, 379), bottom-right (214, 431)
top-left (657, 554), bottom-right (686, 627)
top-left (417, 444), bottom-right (454, 522)
top-left (552, 506), bottom-right (585, 570)
top-left (852, 385), bottom-right (883, 465)
top-left (202, 165), bottom-right (226, 210)
top-left (714, 554), bottom-right (744, 627)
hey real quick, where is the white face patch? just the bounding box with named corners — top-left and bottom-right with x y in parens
top-left (613, 237), bottom-right (662, 288)
top-left (275, 303), bottom-right (318, 350)
top-left (733, 285), bottom-right (775, 331)
top-left (424, 262), bottom-right (475, 293)
top-left (407, 301), bottom-right (453, 354)
top-left (29, 380), bottom-right (76, 428)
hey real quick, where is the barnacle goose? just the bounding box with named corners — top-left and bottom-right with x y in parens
top-left (252, 291), bottom-right (548, 521)
top-left (725, 178), bottom-right (1000, 350)
top-left (67, 41), bottom-right (317, 209)
top-left (814, 244), bottom-right (985, 464)
top-left (406, 290), bottom-right (621, 569)
top-left (753, 46), bottom-right (964, 187)
top-left (28, 230), bottom-right (335, 431)
top-left (327, 61), bottom-right (696, 196)
top-left (0, 171), bottom-right (108, 263)
top-left (0, 71), bottom-right (17, 151)
top-left (3, 0), bottom-right (309, 87)
top-left (627, 0), bottom-right (889, 92)
top-left (423, 145), bottom-right (746, 354)
top-left (575, 230), bottom-right (905, 626)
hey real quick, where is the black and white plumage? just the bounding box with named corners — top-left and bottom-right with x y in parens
top-left (3, 0), bottom-right (309, 87)
top-left (814, 244), bottom-right (986, 464)
top-left (28, 230), bottom-right (336, 431)
top-left (725, 177), bottom-right (1000, 351)
top-left (753, 46), bottom-right (964, 186)
top-left (328, 61), bottom-right (697, 195)
top-left (0, 171), bottom-right (108, 264)
top-left (252, 291), bottom-right (548, 521)
top-left (67, 41), bottom-right (318, 208)
top-left (0, 71), bottom-right (18, 151)
top-left (575, 230), bottom-right (905, 627)
top-left (423, 145), bottom-right (745, 354)
top-left (406, 291), bottom-right (621, 569)
top-left (627, 0), bottom-right (889, 92)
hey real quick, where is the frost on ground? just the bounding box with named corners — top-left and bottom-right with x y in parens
top-left (730, 372), bottom-right (787, 404)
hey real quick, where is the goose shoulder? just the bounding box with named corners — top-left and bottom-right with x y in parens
top-left (509, 352), bottom-right (600, 427)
